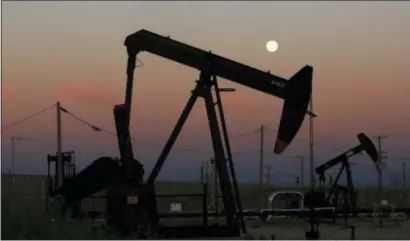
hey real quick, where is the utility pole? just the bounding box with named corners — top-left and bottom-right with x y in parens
top-left (293, 156), bottom-right (304, 188)
top-left (403, 162), bottom-right (407, 189)
top-left (56, 101), bottom-right (64, 189)
top-left (265, 164), bottom-right (271, 186)
top-left (374, 135), bottom-right (387, 204)
top-left (259, 125), bottom-right (265, 187)
top-left (309, 97), bottom-right (315, 191)
top-left (395, 158), bottom-right (409, 189)
top-left (395, 158), bottom-right (409, 206)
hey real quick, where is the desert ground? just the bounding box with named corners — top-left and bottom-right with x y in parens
top-left (2, 174), bottom-right (410, 239)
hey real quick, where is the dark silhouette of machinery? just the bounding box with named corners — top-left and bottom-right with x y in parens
top-left (49, 29), bottom-right (314, 238)
top-left (47, 151), bottom-right (76, 193)
top-left (307, 133), bottom-right (379, 216)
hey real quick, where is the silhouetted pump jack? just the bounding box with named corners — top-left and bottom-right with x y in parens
top-left (307, 133), bottom-right (379, 216)
top-left (303, 133), bottom-right (378, 240)
top-left (50, 29), bottom-right (315, 238)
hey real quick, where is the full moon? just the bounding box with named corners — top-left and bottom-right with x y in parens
top-left (266, 40), bottom-right (279, 53)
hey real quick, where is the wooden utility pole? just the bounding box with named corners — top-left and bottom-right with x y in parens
top-left (374, 135), bottom-right (387, 203)
top-left (396, 158), bottom-right (409, 189)
top-left (403, 162), bottom-right (407, 189)
top-left (374, 135), bottom-right (387, 227)
top-left (56, 102), bottom-right (64, 189)
top-left (259, 125), bottom-right (265, 186)
top-left (309, 96), bottom-right (315, 190)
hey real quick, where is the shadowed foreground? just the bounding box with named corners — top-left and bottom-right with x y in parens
top-left (2, 175), bottom-right (410, 239)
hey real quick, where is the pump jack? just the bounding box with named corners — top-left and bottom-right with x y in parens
top-left (312, 133), bottom-right (379, 216)
top-left (51, 29), bottom-right (314, 238)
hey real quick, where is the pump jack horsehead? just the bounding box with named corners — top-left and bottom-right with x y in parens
top-left (50, 29), bottom-right (315, 238)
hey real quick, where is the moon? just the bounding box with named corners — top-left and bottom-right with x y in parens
top-left (266, 40), bottom-right (279, 53)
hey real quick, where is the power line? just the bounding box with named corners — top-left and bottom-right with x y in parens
top-left (60, 105), bottom-right (212, 155)
top-left (2, 104), bottom-right (56, 130)
top-left (59, 105), bottom-right (267, 156)
top-left (230, 128), bottom-right (260, 138)
top-left (59, 106), bottom-right (102, 132)
top-left (384, 133), bottom-right (410, 138)
top-left (1, 102), bottom-right (276, 157)
top-left (263, 126), bottom-right (343, 153)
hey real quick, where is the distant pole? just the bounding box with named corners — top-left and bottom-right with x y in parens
top-left (374, 135), bottom-right (387, 227)
top-left (396, 158), bottom-right (409, 189)
top-left (259, 125), bottom-right (265, 187)
top-left (309, 96), bottom-right (315, 191)
top-left (56, 101), bottom-right (64, 188)
top-left (375, 135), bottom-right (387, 202)
top-left (403, 162), bottom-right (406, 189)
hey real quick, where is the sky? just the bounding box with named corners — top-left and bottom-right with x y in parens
top-left (2, 1), bottom-right (410, 186)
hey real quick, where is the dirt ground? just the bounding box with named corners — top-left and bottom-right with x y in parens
top-left (244, 217), bottom-right (410, 240)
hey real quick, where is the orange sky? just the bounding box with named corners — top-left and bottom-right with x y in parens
top-left (2, 2), bottom-right (409, 184)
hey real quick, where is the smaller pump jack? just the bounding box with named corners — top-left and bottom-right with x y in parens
top-left (304, 133), bottom-right (379, 239)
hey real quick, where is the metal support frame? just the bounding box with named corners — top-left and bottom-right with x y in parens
top-left (120, 31), bottom-right (315, 237)
top-left (315, 133), bottom-right (379, 217)
top-left (146, 61), bottom-right (244, 231)
top-left (318, 156), bottom-right (358, 216)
